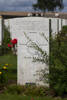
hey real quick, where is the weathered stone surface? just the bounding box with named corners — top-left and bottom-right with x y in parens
top-left (4, 17), bottom-right (66, 85)
top-left (17, 17), bottom-right (49, 85)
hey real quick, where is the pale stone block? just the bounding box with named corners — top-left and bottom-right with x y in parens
top-left (4, 17), bottom-right (67, 86)
top-left (16, 17), bottom-right (49, 86)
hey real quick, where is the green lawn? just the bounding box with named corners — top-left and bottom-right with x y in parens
top-left (0, 94), bottom-right (67, 100)
top-left (0, 53), bottom-right (17, 81)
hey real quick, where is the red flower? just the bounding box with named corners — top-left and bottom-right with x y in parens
top-left (13, 39), bottom-right (17, 44)
top-left (11, 39), bottom-right (17, 44)
top-left (8, 44), bottom-right (12, 48)
top-left (11, 40), bottom-right (13, 43)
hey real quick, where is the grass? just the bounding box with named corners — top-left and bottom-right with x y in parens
top-left (0, 53), bottom-right (17, 81)
top-left (0, 94), bottom-right (67, 100)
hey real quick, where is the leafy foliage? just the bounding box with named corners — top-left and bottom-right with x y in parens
top-left (0, 25), bottom-right (11, 56)
top-left (37, 26), bottom-right (67, 96)
top-left (3, 25), bottom-right (11, 46)
top-left (33, 0), bottom-right (64, 12)
top-left (49, 26), bottom-right (67, 96)
top-left (0, 64), bottom-right (9, 87)
top-left (25, 26), bottom-right (67, 96)
top-left (24, 32), bottom-right (49, 65)
top-left (5, 85), bottom-right (49, 96)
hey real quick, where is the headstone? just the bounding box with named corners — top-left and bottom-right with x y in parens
top-left (4, 17), bottom-right (67, 86)
top-left (63, 19), bottom-right (66, 26)
top-left (7, 17), bottom-right (49, 85)
top-left (17, 17), bottom-right (49, 85)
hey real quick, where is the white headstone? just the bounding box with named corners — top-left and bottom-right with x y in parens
top-left (17, 17), bottom-right (49, 85)
top-left (4, 17), bottom-right (67, 86)
top-left (8, 17), bottom-right (49, 85)
top-left (63, 19), bottom-right (66, 26)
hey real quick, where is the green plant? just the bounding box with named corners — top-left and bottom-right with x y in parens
top-left (0, 45), bottom-right (10, 56)
top-left (39, 29), bottom-right (67, 96)
top-left (3, 25), bottom-right (11, 46)
top-left (0, 64), bottom-right (9, 87)
top-left (0, 53), bottom-right (17, 81)
top-left (49, 26), bottom-right (67, 96)
top-left (0, 25), bottom-right (11, 56)
top-left (4, 85), bottom-right (50, 96)
top-left (24, 26), bottom-right (67, 96)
